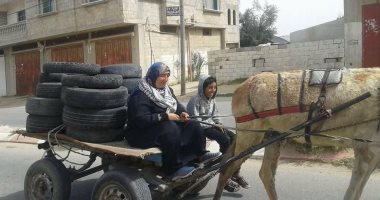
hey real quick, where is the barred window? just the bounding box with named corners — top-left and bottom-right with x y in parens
top-left (17, 10), bottom-right (25, 22)
top-left (39, 0), bottom-right (56, 14)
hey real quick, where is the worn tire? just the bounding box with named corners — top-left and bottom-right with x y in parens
top-left (61, 87), bottom-right (128, 109)
top-left (61, 74), bottom-right (123, 89)
top-left (92, 169), bottom-right (152, 200)
top-left (62, 106), bottom-right (127, 129)
top-left (38, 73), bottom-right (64, 83)
top-left (122, 78), bottom-right (140, 94)
top-left (36, 83), bottom-right (62, 98)
top-left (65, 126), bottom-right (124, 143)
top-left (26, 115), bottom-right (63, 133)
top-left (24, 158), bottom-right (71, 200)
top-left (101, 63), bottom-right (142, 78)
top-left (25, 97), bottom-right (63, 116)
top-left (43, 62), bottom-right (101, 75)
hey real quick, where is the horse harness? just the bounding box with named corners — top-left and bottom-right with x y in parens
top-left (235, 69), bottom-right (343, 147)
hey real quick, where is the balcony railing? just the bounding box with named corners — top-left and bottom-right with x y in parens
top-left (0, 21), bottom-right (26, 35)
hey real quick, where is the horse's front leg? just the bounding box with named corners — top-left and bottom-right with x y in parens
top-left (259, 131), bottom-right (285, 200)
top-left (213, 139), bottom-right (244, 200)
top-left (344, 135), bottom-right (380, 200)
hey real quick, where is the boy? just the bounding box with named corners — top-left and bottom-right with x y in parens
top-left (187, 75), bottom-right (250, 192)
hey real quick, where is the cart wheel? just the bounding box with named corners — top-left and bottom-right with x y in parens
top-left (92, 169), bottom-right (152, 200)
top-left (24, 158), bottom-right (71, 200)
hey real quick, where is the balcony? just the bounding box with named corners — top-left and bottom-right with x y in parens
top-left (0, 22), bottom-right (27, 46)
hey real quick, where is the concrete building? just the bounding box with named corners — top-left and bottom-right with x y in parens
top-left (0, 0), bottom-right (240, 96)
top-left (209, 0), bottom-right (380, 83)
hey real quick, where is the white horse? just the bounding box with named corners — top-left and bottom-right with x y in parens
top-left (214, 68), bottom-right (380, 200)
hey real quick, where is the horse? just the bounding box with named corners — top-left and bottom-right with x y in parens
top-left (213, 68), bottom-right (380, 200)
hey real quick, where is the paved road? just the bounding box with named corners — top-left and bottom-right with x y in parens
top-left (1, 142), bottom-right (380, 200)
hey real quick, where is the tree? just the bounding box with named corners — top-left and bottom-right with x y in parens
top-left (240, 0), bottom-right (278, 47)
top-left (191, 51), bottom-right (207, 81)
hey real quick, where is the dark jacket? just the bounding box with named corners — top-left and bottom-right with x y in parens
top-left (125, 87), bottom-right (186, 146)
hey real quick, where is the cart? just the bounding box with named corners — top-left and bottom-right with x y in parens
top-left (18, 92), bottom-right (371, 200)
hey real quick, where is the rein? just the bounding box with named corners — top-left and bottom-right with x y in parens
top-left (192, 117), bottom-right (380, 144)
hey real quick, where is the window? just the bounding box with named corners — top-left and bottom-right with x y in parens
top-left (204, 0), bottom-right (219, 10)
top-left (233, 10), bottom-right (236, 25)
top-left (203, 28), bottom-right (212, 36)
top-left (17, 10), bottom-right (25, 22)
top-left (227, 9), bottom-right (231, 25)
top-left (39, 0), bottom-right (56, 14)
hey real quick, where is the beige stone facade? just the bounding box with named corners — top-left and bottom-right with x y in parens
top-left (0, 0), bottom-right (240, 96)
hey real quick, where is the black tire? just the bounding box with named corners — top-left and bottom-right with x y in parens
top-left (122, 78), bottom-right (141, 94)
top-left (92, 169), bottom-right (152, 200)
top-left (36, 83), bottom-right (62, 98)
top-left (61, 87), bottom-right (128, 109)
top-left (25, 97), bottom-right (63, 116)
top-left (24, 158), bottom-right (71, 200)
top-left (61, 74), bottom-right (123, 89)
top-left (26, 115), bottom-right (63, 133)
top-left (65, 126), bottom-right (124, 143)
top-left (63, 106), bottom-right (127, 129)
top-left (38, 73), bottom-right (64, 83)
top-left (101, 63), bottom-right (142, 78)
top-left (43, 62), bottom-right (101, 75)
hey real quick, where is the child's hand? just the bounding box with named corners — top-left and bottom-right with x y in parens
top-left (180, 112), bottom-right (190, 122)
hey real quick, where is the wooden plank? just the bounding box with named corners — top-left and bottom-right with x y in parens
top-left (16, 130), bottom-right (162, 159)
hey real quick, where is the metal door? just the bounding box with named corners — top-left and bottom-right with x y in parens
top-left (51, 43), bottom-right (84, 63)
top-left (95, 37), bottom-right (132, 66)
top-left (363, 4), bottom-right (380, 67)
top-left (15, 51), bottom-right (40, 95)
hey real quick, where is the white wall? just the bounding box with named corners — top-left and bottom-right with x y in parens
top-left (0, 55), bottom-right (6, 96)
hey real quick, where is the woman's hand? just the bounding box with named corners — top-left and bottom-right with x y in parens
top-left (180, 112), bottom-right (190, 122)
top-left (168, 113), bottom-right (180, 121)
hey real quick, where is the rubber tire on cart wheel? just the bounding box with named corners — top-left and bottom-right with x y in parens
top-left (24, 158), bottom-right (71, 200)
top-left (92, 169), bottom-right (152, 200)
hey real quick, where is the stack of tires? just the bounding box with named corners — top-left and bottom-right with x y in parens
top-left (25, 62), bottom-right (100, 133)
top-left (61, 74), bottom-right (128, 143)
top-left (101, 63), bottom-right (142, 94)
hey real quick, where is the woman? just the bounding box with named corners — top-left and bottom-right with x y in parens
top-left (125, 62), bottom-right (220, 180)
top-left (187, 75), bottom-right (250, 191)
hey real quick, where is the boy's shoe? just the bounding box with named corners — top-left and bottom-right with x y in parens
top-left (199, 152), bottom-right (222, 163)
top-left (171, 166), bottom-right (196, 181)
top-left (224, 178), bottom-right (241, 192)
top-left (231, 175), bottom-right (250, 189)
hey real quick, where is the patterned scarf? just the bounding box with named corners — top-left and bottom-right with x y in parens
top-left (138, 78), bottom-right (177, 113)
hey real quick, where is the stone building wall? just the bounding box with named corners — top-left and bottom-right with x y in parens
top-left (208, 39), bottom-right (345, 83)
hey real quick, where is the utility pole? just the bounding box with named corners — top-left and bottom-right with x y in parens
top-left (180, 0), bottom-right (186, 95)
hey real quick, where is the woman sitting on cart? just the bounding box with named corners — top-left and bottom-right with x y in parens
top-left (125, 62), bottom-right (220, 180)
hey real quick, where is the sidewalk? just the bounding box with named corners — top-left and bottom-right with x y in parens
top-left (0, 81), bottom-right (354, 164)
